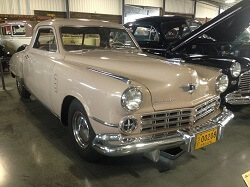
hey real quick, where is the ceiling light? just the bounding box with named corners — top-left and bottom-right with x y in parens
top-left (225, 0), bottom-right (235, 3)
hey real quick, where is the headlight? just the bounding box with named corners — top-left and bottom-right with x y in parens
top-left (121, 87), bottom-right (142, 111)
top-left (216, 74), bottom-right (229, 93)
top-left (230, 62), bottom-right (241, 77)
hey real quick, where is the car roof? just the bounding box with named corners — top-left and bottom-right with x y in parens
top-left (134, 16), bottom-right (190, 23)
top-left (36, 18), bottom-right (124, 29)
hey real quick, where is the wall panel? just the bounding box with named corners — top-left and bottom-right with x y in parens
top-left (125, 0), bottom-right (162, 8)
top-left (165, 0), bottom-right (194, 15)
top-left (70, 0), bottom-right (122, 15)
top-left (196, 2), bottom-right (219, 18)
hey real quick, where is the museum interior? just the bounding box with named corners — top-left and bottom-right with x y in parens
top-left (0, 0), bottom-right (250, 186)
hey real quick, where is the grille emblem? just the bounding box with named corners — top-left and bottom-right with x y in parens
top-left (180, 83), bottom-right (198, 94)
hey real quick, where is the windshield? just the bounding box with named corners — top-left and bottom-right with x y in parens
top-left (61, 26), bottom-right (138, 51)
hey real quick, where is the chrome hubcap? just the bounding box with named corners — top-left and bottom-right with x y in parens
top-left (72, 111), bottom-right (90, 148)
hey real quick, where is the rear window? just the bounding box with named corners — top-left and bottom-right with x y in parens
top-left (1, 26), bottom-right (11, 35)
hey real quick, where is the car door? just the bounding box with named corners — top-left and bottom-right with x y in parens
top-left (23, 26), bottom-right (59, 110)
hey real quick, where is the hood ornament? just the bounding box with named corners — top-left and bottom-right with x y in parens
top-left (180, 83), bottom-right (198, 94)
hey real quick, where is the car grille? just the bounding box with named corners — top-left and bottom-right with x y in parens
top-left (239, 70), bottom-right (250, 92)
top-left (140, 97), bottom-right (219, 132)
top-left (194, 97), bottom-right (219, 122)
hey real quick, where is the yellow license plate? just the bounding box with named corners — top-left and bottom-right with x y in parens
top-left (195, 128), bottom-right (218, 150)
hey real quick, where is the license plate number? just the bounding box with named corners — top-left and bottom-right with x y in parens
top-left (195, 128), bottom-right (218, 150)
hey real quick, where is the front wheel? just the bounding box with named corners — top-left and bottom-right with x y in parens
top-left (16, 77), bottom-right (31, 98)
top-left (68, 99), bottom-right (102, 162)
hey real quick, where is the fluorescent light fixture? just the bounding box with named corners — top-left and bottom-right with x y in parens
top-left (225, 0), bottom-right (235, 3)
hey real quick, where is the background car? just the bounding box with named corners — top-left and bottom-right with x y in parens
top-left (0, 21), bottom-right (38, 55)
top-left (124, 0), bottom-right (250, 106)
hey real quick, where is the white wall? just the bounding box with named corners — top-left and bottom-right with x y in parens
top-left (125, 0), bottom-right (162, 8)
top-left (165, 0), bottom-right (194, 15)
top-left (0, 0), bottom-right (65, 15)
top-left (196, 2), bottom-right (219, 18)
top-left (0, 0), bottom-right (221, 18)
top-left (70, 0), bottom-right (121, 15)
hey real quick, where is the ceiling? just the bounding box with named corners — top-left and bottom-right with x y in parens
top-left (199, 0), bottom-right (242, 7)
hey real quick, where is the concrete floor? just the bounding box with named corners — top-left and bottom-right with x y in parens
top-left (0, 73), bottom-right (250, 187)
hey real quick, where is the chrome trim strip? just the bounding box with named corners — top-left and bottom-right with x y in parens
top-left (92, 117), bottom-right (118, 128)
top-left (225, 91), bottom-right (250, 105)
top-left (87, 68), bottom-right (131, 84)
top-left (141, 47), bottom-right (167, 51)
top-left (92, 108), bottom-right (234, 156)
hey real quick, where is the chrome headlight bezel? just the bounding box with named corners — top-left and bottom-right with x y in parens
top-left (121, 87), bottom-right (143, 111)
top-left (230, 62), bottom-right (241, 78)
top-left (216, 74), bottom-right (229, 93)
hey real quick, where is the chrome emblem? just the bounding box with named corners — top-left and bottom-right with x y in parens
top-left (180, 83), bottom-right (198, 94)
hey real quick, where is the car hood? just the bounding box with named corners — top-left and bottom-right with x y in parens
top-left (171, 0), bottom-right (250, 53)
top-left (64, 50), bottom-right (220, 111)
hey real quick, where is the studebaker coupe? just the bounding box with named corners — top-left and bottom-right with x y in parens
top-left (124, 0), bottom-right (250, 106)
top-left (0, 21), bottom-right (38, 55)
top-left (9, 19), bottom-right (234, 162)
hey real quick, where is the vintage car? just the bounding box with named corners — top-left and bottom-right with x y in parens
top-left (9, 19), bottom-right (234, 162)
top-left (232, 26), bottom-right (250, 58)
top-left (124, 0), bottom-right (250, 106)
top-left (0, 21), bottom-right (37, 55)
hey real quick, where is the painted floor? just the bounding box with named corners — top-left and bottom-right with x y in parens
top-left (0, 73), bottom-right (250, 187)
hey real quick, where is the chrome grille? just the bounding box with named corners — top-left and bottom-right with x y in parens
top-left (239, 71), bottom-right (250, 92)
top-left (140, 97), bottom-right (219, 132)
top-left (194, 97), bottom-right (219, 122)
top-left (141, 109), bottom-right (192, 132)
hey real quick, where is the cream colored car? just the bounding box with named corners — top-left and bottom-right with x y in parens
top-left (9, 19), bottom-right (234, 162)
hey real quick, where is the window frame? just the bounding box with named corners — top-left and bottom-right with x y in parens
top-left (32, 26), bottom-right (58, 53)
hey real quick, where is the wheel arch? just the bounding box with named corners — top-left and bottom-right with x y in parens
top-left (60, 94), bottom-right (90, 126)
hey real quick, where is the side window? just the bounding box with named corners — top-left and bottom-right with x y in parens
top-left (12, 25), bottom-right (26, 36)
top-left (134, 26), bottom-right (159, 42)
top-left (33, 28), bottom-right (57, 52)
top-left (161, 21), bottom-right (189, 40)
top-left (2, 26), bottom-right (11, 35)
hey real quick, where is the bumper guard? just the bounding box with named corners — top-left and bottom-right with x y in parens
top-left (225, 91), bottom-right (250, 105)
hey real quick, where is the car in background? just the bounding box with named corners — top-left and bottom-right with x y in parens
top-left (232, 26), bottom-right (250, 58)
top-left (124, 0), bottom-right (250, 106)
top-left (9, 18), bottom-right (233, 162)
top-left (0, 21), bottom-right (37, 55)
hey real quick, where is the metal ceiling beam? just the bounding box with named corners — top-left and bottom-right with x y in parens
top-left (66, 0), bottom-right (70, 18)
top-left (122, 0), bottom-right (125, 24)
top-left (162, 0), bottom-right (166, 15)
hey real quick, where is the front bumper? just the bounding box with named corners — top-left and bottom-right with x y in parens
top-left (92, 108), bottom-right (234, 156)
top-left (225, 91), bottom-right (250, 105)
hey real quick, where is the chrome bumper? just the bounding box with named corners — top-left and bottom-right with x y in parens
top-left (92, 108), bottom-right (234, 157)
top-left (225, 91), bottom-right (250, 105)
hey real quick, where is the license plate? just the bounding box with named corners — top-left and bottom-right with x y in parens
top-left (195, 128), bottom-right (218, 150)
